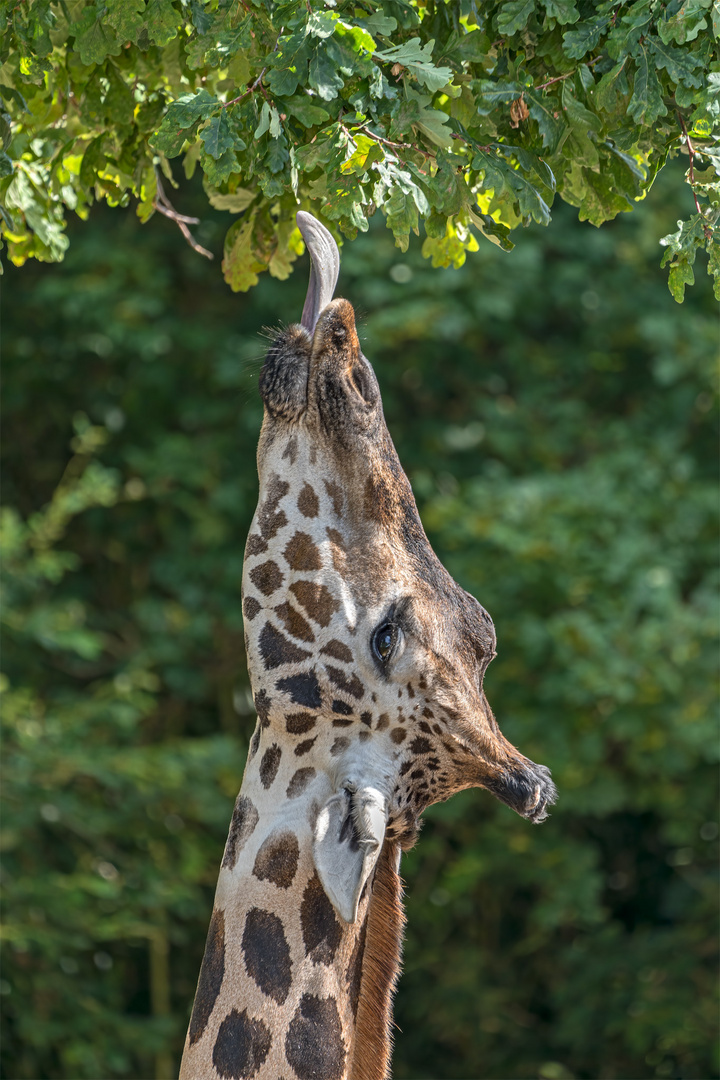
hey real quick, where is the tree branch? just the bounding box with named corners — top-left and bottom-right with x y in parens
top-left (677, 111), bottom-right (712, 240)
top-left (153, 169), bottom-right (213, 259)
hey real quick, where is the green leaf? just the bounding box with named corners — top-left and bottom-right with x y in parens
top-left (357, 13), bottom-right (397, 37)
top-left (103, 65), bottom-right (135, 128)
top-left (561, 83), bottom-right (601, 168)
top-left (200, 113), bottom-right (235, 159)
top-left (309, 48), bottom-right (345, 100)
top-left (159, 90), bottom-right (220, 131)
top-left (150, 90), bottom-right (219, 156)
top-left (496, 0), bottom-right (535, 37)
top-left (563, 17), bottom-right (609, 59)
top-left (71, 7), bottom-right (121, 66)
top-left (282, 96), bottom-right (330, 127)
top-left (431, 153), bottom-right (471, 216)
top-left (594, 60), bottom-right (630, 114)
top-left (375, 39), bottom-right (452, 93)
top-left (265, 134), bottom-right (289, 174)
top-left (658, 0), bottom-right (711, 44)
top-left (468, 207), bottom-right (515, 251)
top-left (205, 186), bottom-right (256, 213)
top-left (394, 89), bottom-right (454, 148)
top-left (105, 0), bottom-right (145, 44)
top-left (222, 214), bottom-right (265, 290)
top-left (79, 134), bottom-right (107, 189)
top-left (539, 0), bottom-right (579, 26)
top-left (667, 256), bottom-right (695, 302)
top-left (648, 36), bottom-right (705, 89)
top-left (524, 88), bottom-right (567, 153)
top-left (146, 0), bottom-right (179, 47)
top-left (341, 134), bottom-right (384, 175)
top-left (254, 102), bottom-right (282, 140)
top-left (385, 187), bottom-right (417, 250)
top-left (307, 12), bottom-right (337, 40)
top-left (202, 147), bottom-right (239, 186)
top-left (628, 43), bottom-right (668, 125)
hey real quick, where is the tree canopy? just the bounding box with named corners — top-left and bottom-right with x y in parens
top-left (1, 0), bottom-right (718, 300)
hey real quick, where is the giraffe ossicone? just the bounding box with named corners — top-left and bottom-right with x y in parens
top-left (179, 212), bottom-right (557, 1080)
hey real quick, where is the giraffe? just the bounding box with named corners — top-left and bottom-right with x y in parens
top-left (179, 212), bottom-right (557, 1080)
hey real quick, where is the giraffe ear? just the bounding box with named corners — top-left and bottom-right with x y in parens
top-left (312, 786), bottom-right (387, 924)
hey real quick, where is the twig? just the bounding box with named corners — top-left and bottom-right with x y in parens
top-left (223, 67), bottom-right (269, 110)
top-left (677, 111), bottom-right (712, 239)
top-left (535, 56), bottom-right (601, 92)
top-left (153, 169), bottom-right (213, 259)
top-left (356, 124), bottom-right (433, 160)
top-left (451, 132), bottom-right (492, 153)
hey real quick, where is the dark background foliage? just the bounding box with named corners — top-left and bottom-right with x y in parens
top-left (1, 163), bottom-right (717, 1080)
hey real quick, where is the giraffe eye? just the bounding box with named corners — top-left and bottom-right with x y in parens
top-left (372, 623), bottom-right (399, 664)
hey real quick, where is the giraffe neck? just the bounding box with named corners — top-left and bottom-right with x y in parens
top-left (179, 734), bottom-right (404, 1080)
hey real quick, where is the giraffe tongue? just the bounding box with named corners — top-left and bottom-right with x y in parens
top-left (297, 211), bottom-right (340, 334)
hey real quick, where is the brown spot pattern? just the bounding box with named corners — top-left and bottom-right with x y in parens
top-left (274, 601), bottom-right (315, 642)
top-left (289, 580), bottom-right (339, 627)
top-left (300, 873), bottom-right (343, 965)
top-left (321, 639), bottom-right (354, 663)
top-left (242, 908), bottom-right (292, 1004)
top-left (213, 1008), bottom-right (271, 1080)
top-left (254, 690), bottom-right (271, 727)
top-left (259, 622), bottom-right (312, 669)
top-left (259, 744), bottom-right (282, 788)
top-left (245, 534), bottom-right (268, 557)
top-left (252, 830), bottom-right (300, 889)
top-left (390, 728), bottom-right (407, 745)
top-left (410, 736), bottom-right (432, 755)
top-left (276, 670), bottom-right (322, 708)
top-left (188, 908), bottom-right (225, 1045)
top-left (257, 475), bottom-right (289, 540)
top-left (285, 994), bottom-right (346, 1080)
top-left (285, 713), bottom-right (317, 735)
top-left (325, 664), bottom-right (364, 699)
top-left (242, 596), bottom-right (261, 621)
top-left (282, 437), bottom-right (298, 465)
top-left (323, 480), bottom-right (344, 518)
top-left (222, 796), bottom-right (260, 870)
top-left (297, 483), bottom-right (319, 518)
top-left (283, 532), bottom-right (322, 572)
top-left (295, 737), bottom-right (317, 757)
top-left (249, 561), bottom-right (284, 597)
top-left (286, 767), bottom-right (316, 799)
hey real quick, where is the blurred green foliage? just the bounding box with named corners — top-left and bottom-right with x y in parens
top-left (1, 162), bottom-right (717, 1080)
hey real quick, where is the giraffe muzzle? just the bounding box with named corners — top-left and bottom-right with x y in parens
top-left (482, 755), bottom-right (558, 824)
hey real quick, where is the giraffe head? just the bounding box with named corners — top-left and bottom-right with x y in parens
top-left (242, 213), bottom-right (556, 924)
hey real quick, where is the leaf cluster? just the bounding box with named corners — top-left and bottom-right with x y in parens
top-left (0, 0), bottom-right (718, 298)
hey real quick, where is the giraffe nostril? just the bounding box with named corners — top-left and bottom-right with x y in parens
top-left (349, 362), bottom-right (377, 406)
